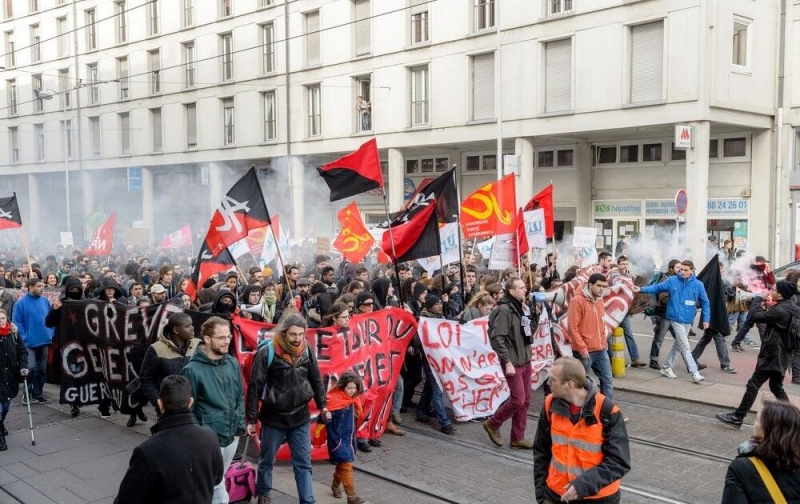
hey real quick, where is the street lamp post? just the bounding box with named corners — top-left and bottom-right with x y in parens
top-left (35, 89), bottom-right (71, 235)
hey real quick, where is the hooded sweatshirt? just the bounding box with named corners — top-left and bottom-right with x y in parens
top-left (12, 289), bottom-right (55, 348)
top-left (568, 284), bottom-right (607, 355)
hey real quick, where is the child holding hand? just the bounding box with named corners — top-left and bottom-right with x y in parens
top-left (326, 370), bottom-right (365, 504)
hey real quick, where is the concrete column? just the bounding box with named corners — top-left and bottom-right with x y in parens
top-left (388, 148), bottom-right (404, 212)
top-left (515, 137), bottom-right (534, 209)
top-left (208, 163), bottom-right (224, 215)
top-left (751, 128), bottom-right (774, 259)
top-left (575, 142), bottom-right (593, 226)
top-left (27, 174), bottom-right (40, 240)
top-left (142, 167), bottom-right (154, 243)
top-left (81, 170), bottom-right (94, 220)
top-left (685, 121), bottom-right (710, 268)
top-left (289, 156), bottom-right (304, 239)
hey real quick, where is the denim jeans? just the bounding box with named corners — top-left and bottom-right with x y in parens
top-left (728, 311), bottom-right (747, 333)
top-left (691, 329), bottom-right (730, 369)
top-left (27, 345), bottom-right (49, 399)
top-left (663, 322), bottom-right (699, 374)
top-left (0, 399), bottom-right (10, 423)
top-left (416, 356), bottom-right (451, 428)
top-left (650, 316), bottom-right (676, 364)
top-left (257, 423), bottom-right (314, 504)
top-left (212, 438), bottom-right (240, 504)
top-left (391, 375), bottom-right (404, 415)
top-left (735, 369), bottom-right (788, 418)
top-left (576, 350), bottom-right (613, 399)
top-left (618, 315), bottom-right (640, 361)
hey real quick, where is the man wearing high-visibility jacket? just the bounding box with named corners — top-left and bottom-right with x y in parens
top-left (533, 357), bottom-right (631, 504)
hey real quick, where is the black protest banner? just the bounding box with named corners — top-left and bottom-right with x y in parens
top-left (58, 300), bottom-right (184, 407)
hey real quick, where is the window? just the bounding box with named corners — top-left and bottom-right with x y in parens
top-left (547, 0), bottom-right (573, 16)
top-left (709, 139), bottom-right (718, 159)
top-left (471, 52), bottom-right (494, 120)
top-left (723, 137), bottom-right (746, 157)
top-left (671, 143), bottom-right (686, 161)
top-left (118, 57), bottom-right (129, 99)
top-left (222, 98), bottom-right (235, 145)
top-left (30, 25), bottom-right (40, 62)
top-left (5, 32), bottom-right (15, 68)
top-left (87, 63), bottom-right (99, 104)
top-left (59, 69), bottom-right (71, 109)
top-left (61, 119), bottom-right (73, 159)
top-left (259, 0), bottom-right (273, 6)
top-left (57, 17), bottom-right (69, 57)
top-left (119, 112), bottom-right (131, 155)
top-left (629, 21), bottom-right (664, 104)
top-left (148, 0), bottom-right (160, 36)
top-left (184, 42), bottom-right (196, 87)
top-left (263, 91), bottom-right (276, 141)
top-left (186, 103), bottom-right (197, 149)
top-left (539, 149), bottom-right (575, 167)
top-left (474, 0), bottom-right (495, 32)
top-left (86, 10), bottom-right (97, 50)
top-left (354, 0), bottom-right (371, 56)
top-left (732, 19), bottom-right (750, 67)
top-left (220, 0), bottom-right (231, 18)
top-left (538, 151), bottom-right (554, 167)
top-left (7, 79), bottom-right (17, 116)
top-left (596, 146), bottom-right (616, 164)
top-left (89, 116), bottom-right (101, 157)
top-left (261, 23), bottom-right (275, 74)
top-left (410, 65), bottom-right (429, 126)
top-left (411, 13), bottom-right (428, 44)
top-left (115, 1), bottom-right (127, 44)
top-left (29, 0), bottom-right (37, 13)
top-left (183, 0), bottom-right (194, 27)
top-left (32, 74), bottom-right (42, 112)
top-left (151, 108), bottom-right (163, 152)
top-left (221, 34), bottom-right (234, 81)
top-left (557, 149), bottom-right (574, 166)
top-left (149, 49), bottom-right (161, 94)
top-left (405, 156), bottom-right (449, 174)
top-left (544, 38), bottom-right (572, 113)
top-left (3, 0), bottom-right (11, 19)
top-left (619, 145), bottom-right (638, 163)
top-left (356, 76), bottom-right (372, 132)
top-left (9, 127), bottom-right (19, 163)
top-left (34, 124), bottom-right (45, 161)
top-left (642, 143), bottom-right (662, 162)
top-left (307, 85), bottom-right (321, 137)
top-left (305, 11), bottom-right (320, 66)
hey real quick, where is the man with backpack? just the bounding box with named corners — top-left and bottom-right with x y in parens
top-left (716, 281), bottom-right (800, 428)
top-left (246, 314), bottom-right (329, 504)
top-left (533, 356), bottom-right (631, 504)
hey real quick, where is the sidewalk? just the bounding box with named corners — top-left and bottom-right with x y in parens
top-left (0, 385), bottom-right (342, 504)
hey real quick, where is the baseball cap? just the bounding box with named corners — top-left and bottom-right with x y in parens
top-left (754, 255), bottom-right (769, 264)
top-left (150, 284), bottom-right (167, 294)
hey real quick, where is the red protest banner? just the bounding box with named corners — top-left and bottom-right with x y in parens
top-left (232, 307), bottom-right (417, 460)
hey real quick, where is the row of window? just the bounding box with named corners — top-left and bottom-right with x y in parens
top-left (592, 138), bottom-right (748, 166)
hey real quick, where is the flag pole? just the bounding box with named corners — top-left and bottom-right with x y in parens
top-left (380, 191), bottom-right (404, 308)
top-left (453, 166), bottom-right (467, 311)
top-left (268, 224), bottom-right (292, 306)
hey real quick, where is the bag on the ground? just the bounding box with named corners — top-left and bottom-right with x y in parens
top-left (225, 437), bottom-right (257, 503)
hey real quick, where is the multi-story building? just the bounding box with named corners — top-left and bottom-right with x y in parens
top-left (0, 0), bottom-right (790, 266)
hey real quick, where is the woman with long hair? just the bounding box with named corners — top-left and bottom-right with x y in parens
top-left (44, 273), bottom-right (58, 288)
top-left (721, 400), bottom-right (800, 502)
top-left (461, 291), bottom-right (494, 322)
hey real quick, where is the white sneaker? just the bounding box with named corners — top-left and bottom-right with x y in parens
top-left (660, 367), bottom-right (677, 379)
top-left (692, 372), bottom-right (705, 383)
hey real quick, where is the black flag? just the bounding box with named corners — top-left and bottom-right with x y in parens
top-left (697, 255), bottom-right (731, 335)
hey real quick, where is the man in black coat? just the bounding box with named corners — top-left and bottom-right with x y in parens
top-left (114, 375), bottom-right (223, 504)
top-left (716, 281), bottom-right (800, 428)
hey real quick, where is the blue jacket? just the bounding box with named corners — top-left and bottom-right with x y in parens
top-left (11, 293), bottom-right (54, 348)
top-left (641, 274), bottom-right (710, 325)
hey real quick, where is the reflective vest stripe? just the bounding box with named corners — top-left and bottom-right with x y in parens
top-left (551, 434), bottom-right (603, 454)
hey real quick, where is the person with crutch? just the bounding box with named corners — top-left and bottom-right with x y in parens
top-left (0, 308), bottom-right (29, 451)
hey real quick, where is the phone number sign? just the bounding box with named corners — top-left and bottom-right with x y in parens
top-left (707, 198), bottom-right (748, 217)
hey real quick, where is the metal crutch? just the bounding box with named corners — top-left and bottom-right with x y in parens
top-left (22, 375), bottom-right (35, 446)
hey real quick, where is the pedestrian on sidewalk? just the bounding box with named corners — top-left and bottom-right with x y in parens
top-left (612, 256), bottom-right (646, 367)
top-left (246, 314), bottom-right (329, 504)
top-left (326, 370), bottom-right (366, 504)
top-left (533, 356), bottom-right (631, 504)
top-left (648, 260), bottom-right (680, 369)
top-left (12, 278), bottom-right (53, 404)
top-left (716, 281), bottom-right (800, 428)
top-left (782, 269), bottom-right (800, 385)
top-left (635, 260), bottom-right (709, 384)
top-left (482, 278), bottom-right (534, 449)
top-left (114, 375), bottom-right (223, 504)
top-left (0, 308), bottom-right (28, 451)
top-left (720, 400), bottom-right (800, 503)
top-left (181, 316), bottom-right (247, 504)
top-left (568, 273), bottom-right (614, 398)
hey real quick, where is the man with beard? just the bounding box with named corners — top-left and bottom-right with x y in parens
top-left (149, 283), bottom-right (168, 304)
top-left (181, 317), bottom-right (246, 504)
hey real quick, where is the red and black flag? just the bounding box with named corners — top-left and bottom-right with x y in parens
top-left (185, 241), bottom-right (237, 300)
top-left (0, 195), bottom-right (22, 230)
top-left (393, 167), bottom-right (458, 224)
top-left (317, 138), bottom-right (383, 201)
top-left (381, 201), bottom-right (440, 264)
top-left (205, 167), bottom-right (271, 257)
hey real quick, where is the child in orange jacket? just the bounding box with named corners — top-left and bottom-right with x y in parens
top-left (326, 370), bottom-right (365, 504)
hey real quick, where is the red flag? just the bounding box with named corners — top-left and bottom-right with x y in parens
top-left (85, 213), bottom-right (116, 256)
top-left (333, 202), bottom-right (374, 264)
top-left (317, 138), bottom-right (383, 201)
top-left (205, 167), bottom-right (271, 257)
top-left (0, 195), bottom-right (22, 230)
top-left (460, 174), bottom-right (516, 239)
top-left (185, 240), bottom-right (237, 300)
top-left (382, 202), bottom-right (440, 263)
top-left (515, 208), bottom-right (529, 260)
top-left (159, 225), bottom-right (192, 250)
top-left (524, 184), bottom-right (554, 238)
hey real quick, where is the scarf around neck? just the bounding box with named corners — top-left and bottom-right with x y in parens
top-left (272, 331), bottom-right (308, 365)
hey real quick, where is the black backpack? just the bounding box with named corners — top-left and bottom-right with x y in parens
top-left (782, 313), bottom-right (800, 352)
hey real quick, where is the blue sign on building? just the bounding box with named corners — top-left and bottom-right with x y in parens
top-left (128, 166), bottom-right (142, 193)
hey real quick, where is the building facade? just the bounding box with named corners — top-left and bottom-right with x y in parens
top-left (0, 0), bottom-right (789, 266)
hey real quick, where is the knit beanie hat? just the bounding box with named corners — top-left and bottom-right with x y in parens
top-left (424, 295), bottom-right (442, 310)
top-left (776, 281), bottom-right (796, 300)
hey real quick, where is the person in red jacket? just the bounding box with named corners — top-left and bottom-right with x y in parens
top-left (568, 273), bottom-right (613, 398)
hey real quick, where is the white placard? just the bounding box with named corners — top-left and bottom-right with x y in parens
top-left (488, 238), bottom-right (515, 270)
top-left (572, 226), bottom-right (598, 249)
top-left (59, 232), bottom-right (74, 248)
top-left (523, 208), bottom-right (547, 249)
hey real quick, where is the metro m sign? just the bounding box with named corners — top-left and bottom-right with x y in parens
top-left (674, 124), bottom-right (694, 150)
